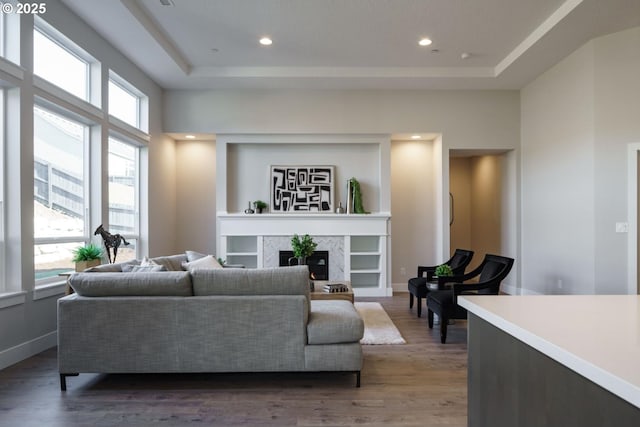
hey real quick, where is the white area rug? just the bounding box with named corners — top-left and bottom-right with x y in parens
top-left (354, 302), bottom-right (406, 345)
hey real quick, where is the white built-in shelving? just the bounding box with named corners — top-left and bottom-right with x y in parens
top-left (218, 213), bottom-right (391, 296)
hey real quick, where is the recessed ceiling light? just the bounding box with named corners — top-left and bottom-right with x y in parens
top-left (185, 135), bottom-right (196, 139)
top-left (411, 135), bottom-right (422, 139)
top-left (418, 38), bottom-right (432, 47)
top-left (259, 37), bottom-right (273, 46)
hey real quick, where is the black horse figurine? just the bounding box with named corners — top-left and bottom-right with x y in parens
top-left (94, 224), bottom-right (130, 264)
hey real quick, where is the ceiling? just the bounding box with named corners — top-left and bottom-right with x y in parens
top-left (61, 0), bottom-right (640, 90)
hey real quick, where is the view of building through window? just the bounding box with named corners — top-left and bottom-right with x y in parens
top-left (33, 106), bottom-right (87, 279)
top-left (108, 137), bottom-right (139, 262)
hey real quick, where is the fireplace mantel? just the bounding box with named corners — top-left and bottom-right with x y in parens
top-left (217, 212), bottom-right (392, 296)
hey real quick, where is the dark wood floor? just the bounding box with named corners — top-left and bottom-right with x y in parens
top-left (0, 295), bottom-right (468, 427)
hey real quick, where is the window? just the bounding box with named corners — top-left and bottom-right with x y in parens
top-left (0, 89), bottom-right (5, 292)
top-left (109, 71), bottom-right (148, 131)
top-left (108, 137), bottom-right (139, 262)
top-left (33, 25), bottom-right (89, 101)
top-left (33, 106), bottom-right (88, 282)
top-left (108, 79), bottom-right (139, 128)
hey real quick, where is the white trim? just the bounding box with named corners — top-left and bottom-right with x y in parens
top-left (0, 330), bottom-right (57, 370)
top-left (0, 291), bottom-right (27, 309)
top-left (627, 143), bottom-right (640, 295)
top-left (33, 282), bottom-right (65, 300)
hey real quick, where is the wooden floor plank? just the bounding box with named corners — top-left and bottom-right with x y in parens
top-left (0, 295), bottom-right (468, 427)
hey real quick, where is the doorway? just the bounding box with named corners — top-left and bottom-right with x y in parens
top-left (449, 152), bottom-right (506, 271)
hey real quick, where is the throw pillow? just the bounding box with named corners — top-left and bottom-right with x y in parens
top-left (185, 250), bottom-right (207, 262)
top-left (140, 256), bottom-right (160, 267)
top-left (182, 255), bottom-right (223, 271)
top-left (122, 264), bottom-right (167, 272)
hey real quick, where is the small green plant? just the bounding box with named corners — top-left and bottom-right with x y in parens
top-left (217, 257), bottom-right (226, 266)
top-left (435, 264), bottom-right (453, 277)
top-left (253, 200), bottom-right (268, 210)
top-left (291, 234), bottom-right (317, 259)
top-left (72, 243), bottom-right (103, 262)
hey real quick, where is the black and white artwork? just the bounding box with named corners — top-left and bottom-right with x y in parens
top-left (270, 166), bottom-right (334, 213)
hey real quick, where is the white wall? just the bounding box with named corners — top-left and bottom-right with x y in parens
top-left (176, 139), bottom-right (217, 255)
top-left (592, 27), bottom-right (640, 294)
top-left (226, 141), bottom-right (381, 213)
top-left (521, 26), bottom-right (640, 295)
top-left (390, 139), bottom-right (437, 287)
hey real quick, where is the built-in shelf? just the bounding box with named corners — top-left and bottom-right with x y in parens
top-left (218, 213), bottom-right (391, 296)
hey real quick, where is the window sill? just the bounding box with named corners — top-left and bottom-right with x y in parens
top-left (0, 291), bottom-right (27, 309)
top-left (33, 282), bottom-right (66, 300)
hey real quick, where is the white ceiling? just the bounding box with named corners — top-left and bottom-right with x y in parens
top-left (61, 0), bottom-right (640, 90)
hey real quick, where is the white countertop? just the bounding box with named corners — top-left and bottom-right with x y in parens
top-left (458, 295), bottom-right (640, 409)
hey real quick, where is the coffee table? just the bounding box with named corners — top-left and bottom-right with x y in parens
top-left (310, 280), bottom-right (354, 303)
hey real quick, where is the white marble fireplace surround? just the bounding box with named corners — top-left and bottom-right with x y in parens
top-left (264, 236), bottom-right (344, 281)
top-left (217, 213), bottom-right (392, 296)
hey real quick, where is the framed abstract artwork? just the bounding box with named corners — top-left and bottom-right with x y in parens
top-left (270, 165), bottom-right (335, 213)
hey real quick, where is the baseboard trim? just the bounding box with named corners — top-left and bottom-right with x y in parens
top-left (0, 331), bottom-right (57, 370)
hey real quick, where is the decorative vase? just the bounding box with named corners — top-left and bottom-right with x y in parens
top-left (335, 202), bottom-right (345, 214)
top-left (244, 201), bottom-right (255, 214)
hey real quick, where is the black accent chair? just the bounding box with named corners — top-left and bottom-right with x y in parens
top-left (426, 254), bottom-right (514, 343)
top-left (407, 249), bottom-right (474, 317)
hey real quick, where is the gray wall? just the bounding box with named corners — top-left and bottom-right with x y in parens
top-left (521, 26), bottom-right (640, 295)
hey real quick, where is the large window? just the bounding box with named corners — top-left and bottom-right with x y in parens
top-left (33, 106), bottom-right (88, 282)
top-left (33, 25), bottom-right (89, 101)
top-left (108, 137), bottom-right (139, 262)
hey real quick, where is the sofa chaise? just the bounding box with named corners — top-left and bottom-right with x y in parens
top-left (58, 264), bottom-right (364, 390)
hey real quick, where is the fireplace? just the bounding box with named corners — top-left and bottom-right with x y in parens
top-left (279, 250), bottom-right (329, 280)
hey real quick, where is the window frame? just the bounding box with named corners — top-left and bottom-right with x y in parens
top-left (108, 71), bottom-right (148, 132)
top-left (33, 103), bottom-right (93, 286)
top-left (107, 134), bottom-right (141, 255)
top-left (0, 88), bottom-right (5, 293)
top-left (33, 17), bottom-right (94, 103)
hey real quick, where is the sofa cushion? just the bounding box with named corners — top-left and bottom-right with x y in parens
top-left (191, 265), bottom-right (310, 299)
top-left (182, 255), bottom-right (223, 271)
top-left (69, 271), bottom-right (193, 296)
top-left (307, 300), bottom-right (364, 344)
top-left (84, 259), bottom-right (140, 272)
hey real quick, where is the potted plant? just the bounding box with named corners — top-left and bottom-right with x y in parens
top-left (72, 243), bottom-right (103, 272)
top-left (290, 234), bottom-right (317, 265)
top-left (253, 200), bottom-right (268, 214)
top-left (434, 264), bottom-right (453, 277)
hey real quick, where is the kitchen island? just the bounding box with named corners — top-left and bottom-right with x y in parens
top-left (458, 295), bottom-right (640, 427)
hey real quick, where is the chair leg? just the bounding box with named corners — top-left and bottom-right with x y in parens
top-left (417, 297), bottom-right (422, 317)
top-left (439, 316), bottom-right (448, 344)
top-left (427, 309), bottom-right (434, 329)
top-left (409, 293), bottom-right (414, 309)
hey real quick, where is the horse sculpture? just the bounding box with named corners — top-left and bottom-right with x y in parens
top-left (94, 224), bottom-right (130, 264)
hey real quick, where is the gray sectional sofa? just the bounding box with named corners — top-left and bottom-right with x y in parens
top-left (57, 262), bottom-right (364, 390)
